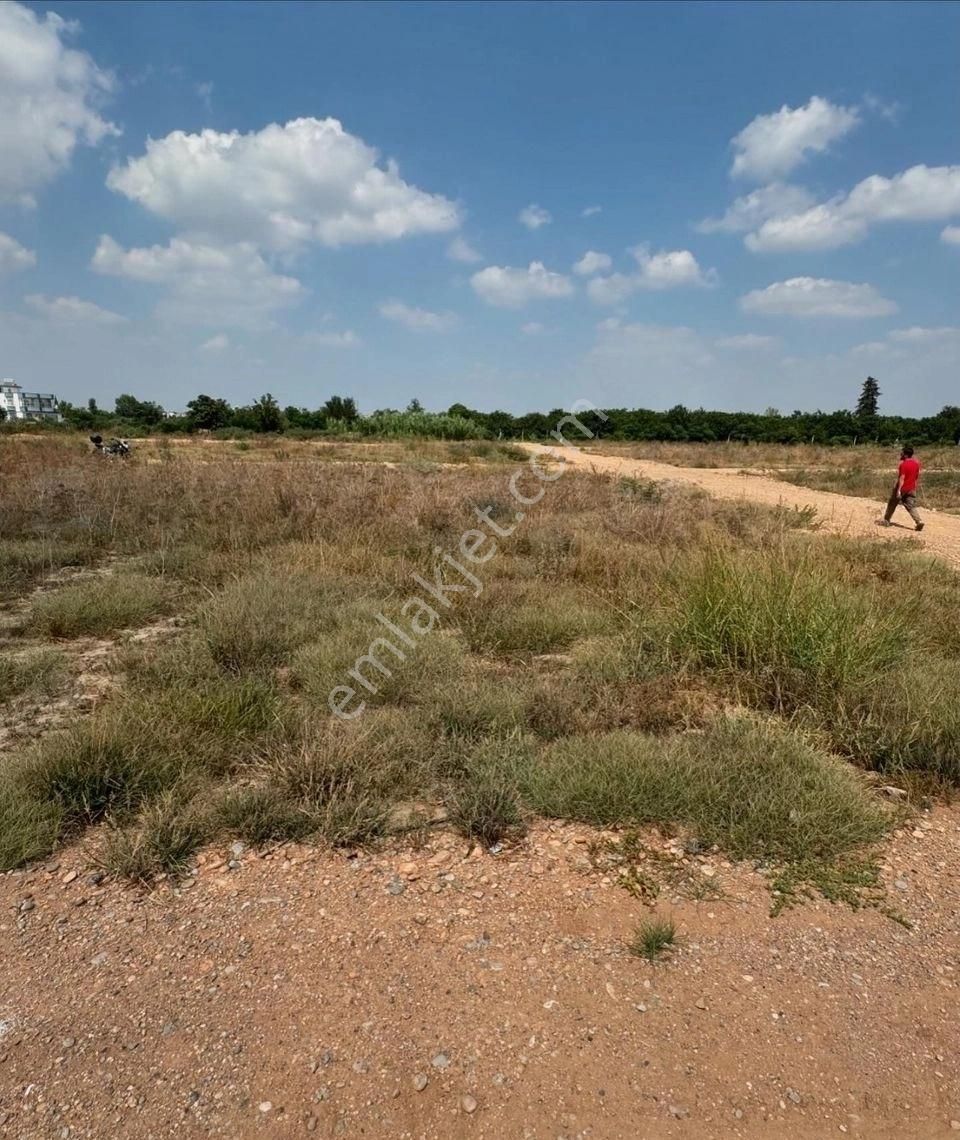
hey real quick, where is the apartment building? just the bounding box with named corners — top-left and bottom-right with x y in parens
top-left (0, 380), bottom-right (62, 422)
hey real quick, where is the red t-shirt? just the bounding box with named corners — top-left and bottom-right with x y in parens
top-left (899, 457), bottom-right (920, 494)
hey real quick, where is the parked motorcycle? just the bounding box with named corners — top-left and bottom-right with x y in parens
top-left (90, 435), bottom-right (132, 457)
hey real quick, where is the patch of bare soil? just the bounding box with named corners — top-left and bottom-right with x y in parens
top-left (0, 590), bottom-right (184, 757)
top-left (1, 814), bottom-right (958, 1140)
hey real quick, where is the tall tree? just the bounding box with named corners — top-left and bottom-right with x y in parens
top-left (250, 392), bottom-right (284, 433)
top-left (186, 394), bottom-right (233, 431)
top-left (856, 377), bottom-right (881, 419)
top-left (322, 395), bottom-right (358, 423)
top-left (115, 393), bottom-right (165, 425)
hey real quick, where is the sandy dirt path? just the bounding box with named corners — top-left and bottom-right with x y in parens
top-left (522, 443), bottom-right (960, 570)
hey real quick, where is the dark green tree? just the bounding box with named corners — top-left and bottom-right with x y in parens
top-left (856, 377), bottom-right (881, 419)
top-left (185, 393), bottom-right (233, 431)
top-left (114, 393), bottom-right (165, 425)
top-left (322, 395), bottom-right (358, 423)
top-left (249, 392), bottom-right (284, 433)
top-left (406, 398), bottom-right (424, 413)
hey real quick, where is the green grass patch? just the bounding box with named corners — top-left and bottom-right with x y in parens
top-left (668, 543), bottom-right (908, 710)
top-left (25, 573), bottom-right (178, 638)
top-left (96, 792), bottom-right (208, 884)
top-left (628, 918), bottom-right (677, 962)
top-left (0, 647), bottom-right (67, 700)
top-left (526, 716), bottom-right (891, 863)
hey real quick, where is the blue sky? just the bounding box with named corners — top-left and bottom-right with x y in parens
top-left (1, 0), bottom-right (958, 415)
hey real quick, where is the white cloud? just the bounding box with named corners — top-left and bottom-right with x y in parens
top-left (740, 277), bottom-right (897, 319)
top-left (520, 322), bottom-right (545, 335)
top-left (634, 246), bottom-right (714, 288)
top-left (91, 234), bottom-right (303, 327)
top-left (518, 203), bottom-right (552, 230)
top-left (106, 117), bottom-right (461, 252)
top-left (697, 182), bottom-right (815, 234)
top-left (379, 299), bottom-right (458, 331)
top-left (581, 205), bottom-right (602, 218)
top-left (731, 96), bottom-right (859, 181)
top-left (887, 325), bottom-right (960, 343)
top-left (942, 225), bottom-right (960, 247)
top-left (25, 293), bottom-right (126, 324)
top-left (0, 232), bottom-right (36, 273)
top-left (470, 261), bottom-right (574, 308)
top-left (587, 247), bottom-right (715, 305)
top-left (586, 273), bottom-right (635, 306)
top-left (745, 205), bottom-right (868, 252)
top-left (0, 1), bottom-right (118, 206)
top-left (447, 235), bottom-right (483, 263)
top-left (573, 250), bottom-right (612, 276)
top-left (303, 328), bottom-right (360, 347)
top-left (200, 333), bottom-right (229, 352)
top-left (715, 333), bottom-right (779, 351)
top-left (745, 165), bottom-right (960, 252)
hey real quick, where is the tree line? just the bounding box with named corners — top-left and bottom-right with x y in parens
top-left (7, 379), bottom-right (960, 446)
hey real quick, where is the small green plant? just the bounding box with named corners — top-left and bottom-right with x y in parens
top-left (629, 918), bottom-right (677, 961)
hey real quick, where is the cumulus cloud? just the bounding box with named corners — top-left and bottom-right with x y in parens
top-left (573, 250), bottom-right (612, 276)
top-left (731, 96), bottom-right (859, 181)
top-left (200, 333), bottom-right (229, 352)
top-left (518, 204), bottom-right (552, 230)
top-left (715, 333), bottom-right (779, 350)
top-left (587, 247), bottom-right (715, 304)
top-left (25, 293), bottom-right (126, 324)
top-left (447, 235), bottom-right (483, 263)
top-left (470, 261), bottom-right (573, 308)
top-left (581, 205), bottom-right (602, 218)
top-left (0, 232), bottom-right (36, 274)
top-left (106, 117), bottom-right (460, 252)
top-left (92, 234), bottom-right (303, 327)
top-left (740, 277), bottom-right (897, 318)
top-left (697, 183), bottom-right (815, 234)
top-left (0, 1), bottom-right (118, 206)
top-left (745, 165), bottom-right (960, 252)
top-left (941, 224), bottom-right (960, 246)
top-left (379, 299), bottom-right (458, 331)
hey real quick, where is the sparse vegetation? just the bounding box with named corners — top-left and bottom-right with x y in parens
top-left (0, 433), bottom-right (955, 904)
top-left (629, 918), bottom-right (677, 961)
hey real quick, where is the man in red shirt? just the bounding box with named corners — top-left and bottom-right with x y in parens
top-left (880, 445), bottom-right (924, 531)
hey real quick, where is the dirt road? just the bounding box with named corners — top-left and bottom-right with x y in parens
top-left (2, 818), bottom-right (959, 1140)
top-left (522, 444), bottom-right (960, 570)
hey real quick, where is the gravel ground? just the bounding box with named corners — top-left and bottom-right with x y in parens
top-left (2, 813), bottom-right (959, 1140)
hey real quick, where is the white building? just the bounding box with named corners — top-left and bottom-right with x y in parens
top-left (1, 380), bottom-right (62, 422)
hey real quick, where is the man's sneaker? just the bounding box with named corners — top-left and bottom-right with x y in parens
top-left (915, 522), bottom-right (925, 532)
